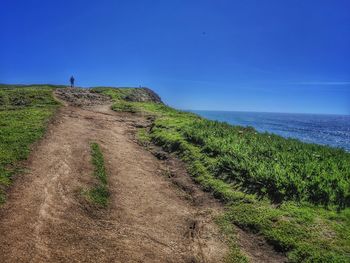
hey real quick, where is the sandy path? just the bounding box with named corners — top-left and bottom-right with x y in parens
top-left (0, 104), bottom-right (229, 262)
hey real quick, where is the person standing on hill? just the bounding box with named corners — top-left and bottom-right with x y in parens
top-left (70, 76), bottom-right (75, 88)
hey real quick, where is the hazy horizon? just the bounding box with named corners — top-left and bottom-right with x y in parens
top-left (188, 108), bottom-right (350, 116)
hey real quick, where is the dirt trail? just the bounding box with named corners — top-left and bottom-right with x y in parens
top-left (0, 91), bottom-right (285, 262)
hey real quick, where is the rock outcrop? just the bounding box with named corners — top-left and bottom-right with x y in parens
top-left (125, 88), bottom-right (163, 104)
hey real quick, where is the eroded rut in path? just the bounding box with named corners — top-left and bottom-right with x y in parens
top-left (0, 102), bottom-right (229, 263)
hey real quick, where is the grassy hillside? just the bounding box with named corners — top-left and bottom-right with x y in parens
top-left (0, 85), bottom-right (59, 203)
top-left (98, 87), bottom-right (350, 263)
top-left (1, 85), bottom-right (348, 261)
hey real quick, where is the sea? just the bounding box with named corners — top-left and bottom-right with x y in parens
top-left (190, 110), bottom-right (350, 152)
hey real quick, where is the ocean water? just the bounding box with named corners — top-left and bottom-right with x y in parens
top-left (190, 110), bottom-right (350, 152)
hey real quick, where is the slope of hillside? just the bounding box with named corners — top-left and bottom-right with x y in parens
top-left (1, 85), bottom-right (349, 262)
top-left (0, 86), bottom-right (255, 263)
top-left (98, 87), bottom-right (350, 263)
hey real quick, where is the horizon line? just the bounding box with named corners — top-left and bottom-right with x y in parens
top-left (184, 108), bottom-right (350, 116)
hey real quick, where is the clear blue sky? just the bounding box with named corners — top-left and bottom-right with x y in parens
top-left (1, 0), bottom-right (349, 114)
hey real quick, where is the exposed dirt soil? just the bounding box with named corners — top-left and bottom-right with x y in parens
top-left (55, 88), bottom-right (110, 106)
top-left (0, 89), bottom-right (286, 262)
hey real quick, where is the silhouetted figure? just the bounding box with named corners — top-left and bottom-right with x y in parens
top-left (70, 76), bottom-right (75, 88)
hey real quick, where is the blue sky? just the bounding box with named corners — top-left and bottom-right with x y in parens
top-left (1, 0), bottom-right (349, 114)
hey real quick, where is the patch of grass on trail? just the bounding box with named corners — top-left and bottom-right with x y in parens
top-left (0, 85), bottom-right (59, 203)
top-left (96, 87), bottom-right (350, 262)
top-left (85, 142), bottom-right (109, 207)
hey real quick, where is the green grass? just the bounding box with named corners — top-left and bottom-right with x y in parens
top-left (85, 142), bottom-right (109, 207)
top-left (111, 101), bottom-right (140, 113)
top-left (97, 87), bottom-right (350, 262)
top-left (216, 216), bottom-right (249, 263)
top-left (91, 87), bottom-right (136, 100)
top-left (137, 128), bottom-right (152, 146)
top-left (0, 85), bottom-right (59, 203)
